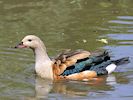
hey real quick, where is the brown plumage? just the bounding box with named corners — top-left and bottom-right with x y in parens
top-left (53, 50), bottom-right (91, 75)
top-left (53, 49), bottom-right (92, 80)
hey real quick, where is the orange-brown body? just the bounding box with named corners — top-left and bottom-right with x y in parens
top-left (52, 50), bottom-right (98, 81)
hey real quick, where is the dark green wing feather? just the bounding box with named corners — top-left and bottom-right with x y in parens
top-left (61, 50), bottom-right (110, 76)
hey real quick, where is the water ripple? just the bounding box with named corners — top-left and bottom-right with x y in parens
top-left (109, 16), bottom-right (133, 25)
top-left (109, 20), bottom-right (133, 25)
top-left (0, 45), bottom-right (34, 63)
top-left (117, 16), bottom-right (133, 20)
top-left (107, 34), bottom-right (133, 40)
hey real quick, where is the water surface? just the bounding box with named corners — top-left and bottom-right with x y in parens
top-left (0, 0), bottom-right (133, 100)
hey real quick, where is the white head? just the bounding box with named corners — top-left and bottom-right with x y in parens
top-left (15, 35), bottom-right (46, 50)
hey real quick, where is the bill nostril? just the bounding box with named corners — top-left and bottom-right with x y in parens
top-left (17, 42), bottom-right (23, 45)
top-left (19, 42), bottom-right (23, 45)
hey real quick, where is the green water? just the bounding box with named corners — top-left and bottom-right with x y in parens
top-left (0, 0), bottom-right (133, 100)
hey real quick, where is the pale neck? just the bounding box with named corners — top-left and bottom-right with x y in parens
top-left (33, 42), bottom-right (53, 80)
top-left (34, 47), bottom-right (51, 63)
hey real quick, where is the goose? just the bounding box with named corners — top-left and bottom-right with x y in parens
top-left (15, 35), bottom-right (129, 81)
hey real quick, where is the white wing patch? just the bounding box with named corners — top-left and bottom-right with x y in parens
top-left (106, 64), bottom-right (117, 74)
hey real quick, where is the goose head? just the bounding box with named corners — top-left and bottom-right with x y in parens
top-left (15, 35), bottom-right (53, 79)
top-left (15, 35), bottom-right (45, 50)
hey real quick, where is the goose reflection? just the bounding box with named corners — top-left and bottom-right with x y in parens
top-left (34, 77), bottom-right (53, 99)
top-left (31, 73), bottom-right (129, 99)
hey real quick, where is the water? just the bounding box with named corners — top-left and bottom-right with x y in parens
top-left (0, 0), bottom-right (133, 100)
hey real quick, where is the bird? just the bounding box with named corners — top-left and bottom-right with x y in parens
top-left (15, 35), bottom-right (130, 81)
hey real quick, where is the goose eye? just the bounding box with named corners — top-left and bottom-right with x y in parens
top-left (28, 39), bottom-right (32, 42)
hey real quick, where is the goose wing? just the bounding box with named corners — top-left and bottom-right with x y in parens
top-left (61, 50), bottom-right (110, 76)
top-left (53, 49), bottom-right (91, 76)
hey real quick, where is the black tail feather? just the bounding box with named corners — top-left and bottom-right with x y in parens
top-left (113, 57), bottom-right (130, 66)
top-left (93, 50), bottom-right (110, 62)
